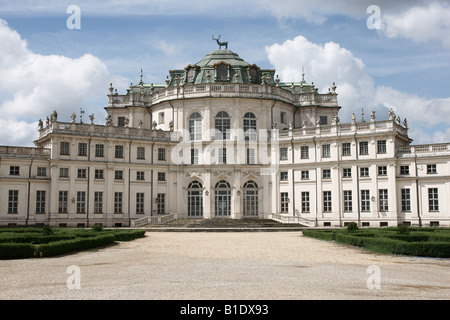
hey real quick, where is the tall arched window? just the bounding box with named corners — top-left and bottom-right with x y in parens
top-left (243, 181), bottom-right (258, 217)
top-left (189, 112), bottom-right (202, 141)
top-left (188, 181), bottom-right (203, 217)
top-left (215, 180), bottom-right (231, 217)
top-left (216, 63), bottom-right (228, 81)
top-left (243, 112), bottom-right (257, 141)
top-left (215, 111), bottom-right (230, 140)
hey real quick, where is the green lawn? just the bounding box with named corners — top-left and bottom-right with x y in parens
top-left (303, 225), bottom-right (450, 258)
top-left (0, 225), bottom-right (146, 259)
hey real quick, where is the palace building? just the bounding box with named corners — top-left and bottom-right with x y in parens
top-left (1, 45), bottom-right (449, 228)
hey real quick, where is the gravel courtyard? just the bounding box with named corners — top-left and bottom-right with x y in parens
top-left (0, 231), bottom-right (449, 300)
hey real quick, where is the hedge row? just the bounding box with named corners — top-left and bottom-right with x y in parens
top-left (0, 234), bottom-right (77, 244)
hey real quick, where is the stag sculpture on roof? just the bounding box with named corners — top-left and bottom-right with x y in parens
top-left (212, 34), bottom-right (228, 50)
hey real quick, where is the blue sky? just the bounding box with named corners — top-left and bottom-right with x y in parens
top-left (0, 0), bottom-right (449, 146)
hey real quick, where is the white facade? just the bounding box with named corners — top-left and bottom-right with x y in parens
top-left (0, 48), bottom-right (449, 228)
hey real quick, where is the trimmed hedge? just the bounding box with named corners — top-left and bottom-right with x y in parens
top-left (36, 234), bottom-right (116, 257)
top-left (0, 243), bottom-right (36, 259)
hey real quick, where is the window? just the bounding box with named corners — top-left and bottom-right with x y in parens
top-left (243, 181), bottom-right (258, 217)
top-left (427, 164), bottom-right (437, 174)
top-left (280, 172), bottom-right (288, 181)
top-left (187, 67), bottom-right (196, 83)
top-left (156, 193), bottom-right (165, 214)
top-left (37, 167), bottom-right (47, 177)
top-left (280, 112), bottom-right (286, 124)
top-left (322, 169), bottom-right (331, 179)
top-left (343, 190), bottom-right (352, 212)
top-left (114, 192), bottom-right (123, 214)
top-left (216, 63), bottom-right (228, 81)
top-left (77, 169), bottom-right (87, 179)
top-left (59, 168), bottom-right (69, 178)
top-left (191, 148), bottom-right (199, 165)
top-left (157, 172), bottom-right (165, 181)
top-left (215, 181), bottom-right (231, 216)
top-left (8, 190), bottom-right (18, 213)
top-left (95, 144), bottom-right (104, 158)
top-left (189, 112), bottom-right (202, 141)
top-left (218, 148), bottom-right (227, 164)
top-left (137, 147), bottom-right (145, 160)
top-left (188, 181), bottom-right (203, 217)
top-left (9, 166), bottom-right (19, 175)
top-left (280, 147), bottom-right (288, 160)
top-left (359, 141), bottom-right (369, 155)
top-left (319, 116), bottom-right (327, 125)
top-left (78, 143), bottom-right (87, 156)
top-left (323, 191), bottom-right (332, 212)
top-left (118, 116), bottom-right (125, 127)
top-left (378, 166), bottom-right (387, 176)
top-left (137, 171), bottom-right (145, 181)
top-left (379, 189), bottom-right (388, 211)
top-left (215, 111), bottom-right (230, 140)
top-left (401, 189), bottom-right (411, 212)
top-left (360, 167), bottom-right (369, 177)
top-left (428, 188), bottom-right (439, 211)
top-left (115, 145), bottom-right (124, 158)
top-left (247, 148), bottom-right (255, 164)
top-left (322, 144), bottom-right (330, 158)
top-left (76, 191), bottom-right (86, 214)
top-left (60, 142), bottom-right (70, 155)
top-left (249, 66), bottom-right (259, 83)
top-left (301, 170), bottom-right (309, 180)
top-left (377, 140), bottom-right (387, 154)
top-left (342, 143), bottom-right (351, 156)
top-left (280, 192), bottom-right (289, 213)
top-left (94, 169), bottom-right (104, 179)
top-left (36, 191), bottom-right (46, 214)
top-left (343, 168), bottom-right (352, 178)
top-left (158, 112), bottom-right (165, 124)
top-left (136, 193), bottom-right (145, 214)
top-left (400, 165), bottom-right (409, 175)
top-left (94, 192), bottom-right (103, 214)
top-left (301, 146), bottom-right (309, 159)
top-left (243, 112), bottom-right (257, 141)
top-left (301, 192), bottom-right (310, 213)
top-left (58, 191), bottom-right (68, 213)
top-left (115, 170), bottom-right (123, 180)
top-left (158, 148), bottom-right (166, 161)
top-left (361, 190), bottom-right (370, 211)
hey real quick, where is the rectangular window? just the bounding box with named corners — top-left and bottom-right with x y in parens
top-left (115, 170), bottom-right (123, 180)
top-left (218, 148), bottom-right (227, 164)
top-left (319, 116), bottom-right (327, 125)
top-left (343, 168), bottom-right (352, 178)
top-left (58, 191), bottom-right (68, 213)
top-left (322, 169), bottom-right (331, 179)
top-left (427, 164), bottom-right (437, 174)
top-left (76, 191), bottom-right (86, 214)
top-left (137, 147), bottom-right (145, 160)
top-left (301, 170), bottom-right (309, 180)
top-left (280, 111), bottom-right (286, 124)
top-left (301, 192), bottom-right (310, 213)
top-left (157, 172), bottom-right (165, 181)
top-left (378, 166), bottom-right (387, 176)
top-left (323, 191), bottom-right (332, 212)
top-left (379, 189), bottom-right (388, 211)
top-left (114, 192), bottom-right (123, 214)
top-left (37, 167), bottom-right (47, 177)
top-left (59, 168), bottom-right (69, 178)
top-left (342, 142), bottom-right (351, 156)
top-left (78, 143), bottom-right (87, 156)
top-left (157, 193), bottom-right (165, 214)
top-left (360, 167), bottom-right (369, 177)
top-left (301, 146), bottom-right (309, 159)
top-left (77, 169), bottom-right (87, 179)
top-left (36, 190), bottom-right (46, 214)
top-left (280, 172), bottom-right (288, 181)
top-left (280, 147), bottom-right (288, 160)
top-left (136, 193), bottom-right (144, 214)
top-left (377, 140), bottom-right (387, 154)
top-left (115, 145), bottom-right (124, 159)
top-left (95, 144), bottom-right (104, 158)
top-left (158, 112), bottom-right (165, 124)
top-left (361, 190), bottom-right (370, 211)
top-left (322, 144), bottom-right (330, 158)
top-left (247, 148), bottom-right (255, 164)
top-left (60, 142), bottom-right (70, 155)
top-left (400, 165), bottom-right (410, 175)
top-left (191, 148), bottom-right (199, 165)
top-left (8, 190), bottom-right (18, 213)
top-left (280, 192), bottom-right (289, 213)
top-left (94, 191), bottom-right (103, 214)
top-left (401, 189), bottom-right (411, 212)
top-left (428, 188), bottom-right (439, 211)
top-left (9, 166), bottom-right (19, 175)
top-left (94, 169), bottom-right (104, 179)
top-left (158, 148), bottom-right (166, 161)
top-left (359, 141), bottom-right (369, 155)
top-left (137, 171), bottom-right (145, 181)
top-left (343, 190), bottom-right (352, 212)
top-left (118, 116), bottom-right (125, 127)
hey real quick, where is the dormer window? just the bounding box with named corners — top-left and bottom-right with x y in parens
top-left (248, 65), bottom-right (260, 84)
top-left (213, 62), bottom-right (230, 82)
top-left (184, 65), bottom-right (199, 83)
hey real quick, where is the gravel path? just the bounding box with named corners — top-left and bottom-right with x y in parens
top-left (0, 231), bottom-right (449, 300)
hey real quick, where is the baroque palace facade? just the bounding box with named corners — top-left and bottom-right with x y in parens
top-left (1, 47), bottom-right (449, 228)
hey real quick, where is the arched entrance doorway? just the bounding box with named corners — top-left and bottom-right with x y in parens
top-left (188, 181), bottom-right (203, 218)
top-left (243, 180), bottom-right (258, 217)
top-left (215, 180), bottom-right (231, 217)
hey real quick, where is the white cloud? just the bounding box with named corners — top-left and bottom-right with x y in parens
top-left (266, 35), bottom-right (450, 144)
top-left (0, 19), bottom-right (111, 146)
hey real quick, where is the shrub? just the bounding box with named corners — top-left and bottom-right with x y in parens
top-left (92, 223), bottom-right (103, 232)
top-left (36, 234), bottom-right (115, 257)
top-left (397, 225), bottom-right (410, 235)
top-left (346, 222), bottom-right (358, 232)
top-left (0, 243), bottom-right (36, 259)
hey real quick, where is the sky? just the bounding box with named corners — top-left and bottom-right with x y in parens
top-left (0, 0), bottom-right (449, 147)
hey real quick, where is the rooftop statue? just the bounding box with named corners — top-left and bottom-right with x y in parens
top-left (212, 34), bottom-right (228, 50)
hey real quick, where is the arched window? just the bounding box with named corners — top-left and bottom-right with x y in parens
top-left (188, 181), bottom-right (203, 217)
top-left (189, 112), bottom-right (202, 141)
top-left (243, 181), bottom-right (258, 217)
top-left (215, 111), bottom-right (231, 140)
top-left (215, 180), bottom-right (231, 217)
top-left (216, 64), bottom-right (228, 81)
top-left (243, 112), bottom-right (257, 141)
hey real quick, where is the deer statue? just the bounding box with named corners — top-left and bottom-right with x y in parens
top-left (212, 35), bottom-right (228, 50)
